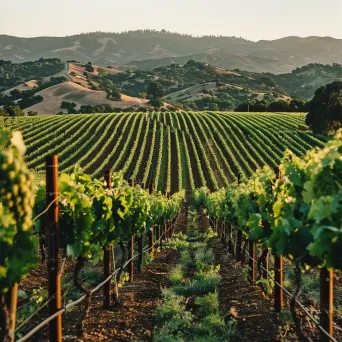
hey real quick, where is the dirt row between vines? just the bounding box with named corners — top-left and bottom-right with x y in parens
top-left (21, 206), bottom-right (315, 342)
top-left (19, 208), bottom-right (187, 342)
top-left (197, 208), bottom-right (284, 342)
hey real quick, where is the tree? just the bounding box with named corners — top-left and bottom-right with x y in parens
top-left (147, 82), bottom-right (164, 100)
top-left (305, 81), bottom-right (342, 134)
top-left (85, 62), bottom-right (94, 72)
top-left (9, 89), bottom-right (22, 99)
top-left (61, 101), bottom-right (77, 109)
top-left (138, 92), bottom-right (147, 99)
top-left (2, 105), bottom-right (24, 117)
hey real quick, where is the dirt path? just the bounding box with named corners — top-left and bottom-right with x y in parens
top-left (72, 209), bottom-right (188, 341)
top-left (73, 249), bottom-right (179, 341)
top-left (213, 242), bottom-right (281, 341)
top-left (197, 209), bottom-right (282, 342)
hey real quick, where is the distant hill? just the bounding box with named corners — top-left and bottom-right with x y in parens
top-left (1, 59), bottom-right (342, 114)
top-left (25, 81), bottom-right (149, 115)
top-left (104, 61), bottom-right (342, 106)
top-left (1, 30), bottom-right (342, 74)
top-left (0, 58), bottom-right (65, 91)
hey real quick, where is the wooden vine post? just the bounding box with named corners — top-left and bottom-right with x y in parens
top-left (221, 222), bottom-right (225, 245)
top-left (248, 241), bottom-right (256, 282)
top-left (5, 284), bottom-right (18, 342)
top-left (262, 249), bottom-right (269, 281)
top-left (274, 166), bottom-right (283, 313)
top-left (103, 169), bottom-right (112, 309)
top-left (128, 236), bottom-right (134, 282)
top-left (320, 268), bottom-right (333, 341)
top-left (149, 228), bottom-right (154, 257)
top-left (227, 224), bottom-right (232, 254)
top-left (236, 230), bottom-right (242, 262)
top-left (46, 155), bottom-right (62, 342)
top-left (137, 235), bottom-right (143, 272)
top-left (157, 224), bottom-right (161, 248)
top-left (128, 178), bottom-right (135, 282)
top-left (274, 254), bottom-right (283, 313)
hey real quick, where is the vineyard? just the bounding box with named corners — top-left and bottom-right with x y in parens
top-left (2, 112), bottom-right (325, 192)
top-left (0, 112), bottom-right (341, 342)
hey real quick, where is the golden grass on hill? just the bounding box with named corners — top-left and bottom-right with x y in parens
top-left (25, 81), bottom-right (150, 115)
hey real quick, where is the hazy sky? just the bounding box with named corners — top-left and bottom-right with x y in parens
top-left (1, 0), bottom-right (342, 41)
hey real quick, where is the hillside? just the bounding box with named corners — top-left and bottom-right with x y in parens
top-left (24, 81), bottom-right (150, 114)
top-left (2, 59), bottom-right (342, 113)
top-left (0, 58), bottom-right (65, 91)
top-left (103, 60), bottom-right (342, 110)
top-left (5, 112), bottom-right (324, 193)
top-left (1, 31), bottom-right (342, 74)
top-left (1, 58), bottom-right (342, 113)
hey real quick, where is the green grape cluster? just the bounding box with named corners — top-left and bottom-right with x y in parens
top-left (0, 129), bottom-right (36, 296)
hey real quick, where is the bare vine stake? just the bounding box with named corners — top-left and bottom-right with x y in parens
top-left (221, 222), bottom-right (226, 245)
top-left (128, 236), bottom-right (134, 282)
top-left (46, 155), bottom-right (62, 342)
top-left (5, 283), bottom-right (18, 342)
top-left (128, 178), bottom-right (135, 282)
top-left (262, 249), bottom-right (269, 281)
top-left (149, 228), bottom-right (154, 257)
top-left (138, 236), bottom-right (144, 272)
top-left (320, 268), bottom-right (334, 342)
top-left (248, 241), bottom-right (256, 282)
top-left (227, 225), bottom-right (232, 254)
top-left (157, 224), bottom-right (161, 248)
top-left (274, 255), bottom-right (283, 313)
top-left (274, 167), bottom-right (284, 313)
top-left (103, 169), bottom-right (112, 309)
top-left (236, 230), bottom-right (243, 262)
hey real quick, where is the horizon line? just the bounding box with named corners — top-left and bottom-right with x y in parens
top-left (0, 29), bottom-right (341, 42)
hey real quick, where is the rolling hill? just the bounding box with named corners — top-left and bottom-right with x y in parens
top-left (2, 59), bottom-right (342, 114)
top-left (1, 30), bottom-right (342, 74)
top-left (24, 81), bottom-right (150, 114)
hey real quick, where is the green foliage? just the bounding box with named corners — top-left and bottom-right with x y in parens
top-left (0, 129), bottom-right (36, 297)
top-left (0, 58), bottom-right (64, 92)
top-left (305, 81), bottom-right (342, 134)
top-left (0, 105), bottom-right (25, 117)
top-left (85, 62), bottom-right (94, 72)
top-left (34, 168), bottom-right (185, 261)
top-left (202, 129), bottom-right (342, 270)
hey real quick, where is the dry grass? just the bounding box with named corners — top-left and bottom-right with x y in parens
top-left (25, 81), bottom-right (150, 115)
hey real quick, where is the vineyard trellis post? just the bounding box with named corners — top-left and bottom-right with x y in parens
top-left (138, 236), bottom-right (144, 272)
top-left (157, 224), bottom-right (161, 248)
top-left (128, 236), bottom-right (134, 282)
top-left (320, 268), bottom-right (333, 341)
top-left (236, 230), bottom-right (242, 262)
top-left (274, 255), bottom-right (283, 313)
top-left (103, 169), bottom-right (112, 309)
top-left (262, 249), bottom-right (269, 281)
top-left (227, 225), bottom-right (233, 254)
top-left (5, 283), bottom-right (18, 342)
top-left (46, 155), bottom-right (62, 342)
top-left (220, 222), bottom-right (225, 245)
top-left (248, 241), bottom-right (256, 282)
top-left (149, 228), bottom-right (154, 257)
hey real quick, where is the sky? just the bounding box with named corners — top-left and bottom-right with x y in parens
top-left (1, 0), bottom-right (342, 41)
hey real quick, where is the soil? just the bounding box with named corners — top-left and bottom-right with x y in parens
top-left (18, 208), bottom-right (188, 342)
top-left (197, 209), bottom-right (282, 342)
top-left (16, 206), bottom-right (340, 342)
